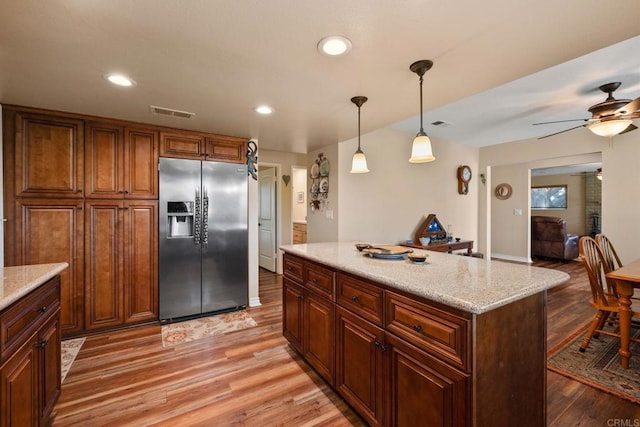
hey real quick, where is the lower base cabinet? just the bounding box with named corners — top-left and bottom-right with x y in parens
top-left (0, 276), bottom-right (61, 427)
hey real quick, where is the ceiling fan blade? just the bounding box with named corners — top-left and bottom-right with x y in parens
top-left (619, 123), bottom-right (638, 135)
top-left (538, 124), bottom-right (586, 139)
top-left (532, 118), bottom-right (589, 126)
top-left (615, 97), bottom-right (640, 115)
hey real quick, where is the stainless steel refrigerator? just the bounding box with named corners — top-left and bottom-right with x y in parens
top-left (159, 157), bottom-right (248, 322)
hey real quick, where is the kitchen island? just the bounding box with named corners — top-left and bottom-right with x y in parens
top-left (280, 242), bottom-right (568, 427)
top-left (0, 263), bottom-right (68, 426)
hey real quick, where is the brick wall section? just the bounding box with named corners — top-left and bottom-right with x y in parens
top-left (584, 174), bottom-right (602, 236)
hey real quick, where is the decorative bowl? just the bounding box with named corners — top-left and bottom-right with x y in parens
top-left (355, 243), bottom-right (371, 252)
top-left (407, 253), bottom-right (428, 263)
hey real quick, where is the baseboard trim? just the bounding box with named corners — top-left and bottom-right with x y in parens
top-left (249, 297), bottom-right (262, 307)
top-left (491, 253), bottom-right (532, 264)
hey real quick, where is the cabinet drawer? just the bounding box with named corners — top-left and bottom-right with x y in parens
top-left (293, 230), bottom-right (306, 244)
top-left (283, 254), bottom-right (304, 283)
top-left (1, 277), bottom-right (61, 363)
top-left (305, 262), bottom-right (335, 301)
top-left (336, 273), bottom-right (384, 327)
top-left (293, 223), bottom-right (307, 232)
top-left (385, 291), bottom-right (469, 370)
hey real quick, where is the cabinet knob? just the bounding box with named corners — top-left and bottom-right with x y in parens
top-left (311, 278), bottom-right (319, 284)
top-left (374, 341), bottom-right (388, 352)
top-left (37, 339), bottom-right (49, 348)
top-left (351, 295), bottom-right (359, 303)
top-left (298, 294), bottom-right (305, 300)
top-left (412, 324), bottom-right (422, 332)
top-left (39, 305), bottom-right (47, 313)
top-left (76, 189), bottom-right (83, 193)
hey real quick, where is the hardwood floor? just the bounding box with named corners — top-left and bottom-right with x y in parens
top-left (53, 262), bottom-right (639, 426)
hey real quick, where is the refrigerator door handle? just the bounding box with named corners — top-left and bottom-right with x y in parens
top-left (194, 187), bottom-right (201, 245)
top-left (202, 186), bottom-right (209, 246)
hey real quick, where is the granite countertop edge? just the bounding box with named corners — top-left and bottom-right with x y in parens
top-left (0, 263), bottom-right (69, 311)
top-left (281, 243), bottom-right (569, 315)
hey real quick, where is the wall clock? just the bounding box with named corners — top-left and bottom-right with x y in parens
top-left (457, 165), bottom-right (472, 195)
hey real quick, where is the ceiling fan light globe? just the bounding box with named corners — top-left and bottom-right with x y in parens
top-left (588, 119), bottom-right (633, 137)
top-left (350, 150), bottom-right (370, 173)
top-left (409, 134), bottom-right (435, 163)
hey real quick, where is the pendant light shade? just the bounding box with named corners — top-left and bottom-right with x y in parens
top-left (409, 60), bottom-right (435, 163)
top-left (350, 96), bottom-right (370, 174)
top-left (587, 119), bottom-right (633, 137)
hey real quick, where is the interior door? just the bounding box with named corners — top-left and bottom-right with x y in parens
top-left (259, 167), bottom-right (277, 272)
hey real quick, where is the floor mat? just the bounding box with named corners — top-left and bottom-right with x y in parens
top-left (61, 337), bottom-right (85, 383)
top-left (547, 325), bottom-right (640, 404)
top-left (161, 310), bottom-right (257, 347)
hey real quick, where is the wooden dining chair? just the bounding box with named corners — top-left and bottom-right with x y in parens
top-left (578, 236), bottom-right (640, 352)
top-left (596, 233), bottom-right (623, 270)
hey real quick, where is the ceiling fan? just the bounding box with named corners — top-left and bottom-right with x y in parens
top-left (571, 168), bottom-right (603, 180)
top-left (534, 82), bottom-right (640, 139)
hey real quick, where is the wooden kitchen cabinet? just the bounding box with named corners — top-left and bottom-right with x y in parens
top-left (282, 255), bottom-right (336, 385)
top-left (204, 134), bottom-right (246, 164)
top-left (0, 275), bottom-right (61, 427)
top-left (85, 200), bottom-right (158, 330)
top-left (336, 306), bottom-right (384, 427)
top-left (385, 332), bottom-right (468, 427)
top-left (85, 122), bottom-right (158, 199)
top-left (160, 130), bottom-right (247, 163)
top-left (13, 111), bottom-right (84, 198)
top-left (14, 199), bottom-right (84, 335)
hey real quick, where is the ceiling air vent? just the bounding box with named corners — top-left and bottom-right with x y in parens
top-left (149, 105), bottom-right (195, 119)
top-left (431, 120), bottom-right (453, 127)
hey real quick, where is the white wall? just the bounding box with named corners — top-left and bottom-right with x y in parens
top-left (292, 167), bottom-right (307, 223)
top-left (479, 129), bottom-right (638, 264)
top-left (338, 128), bottom-right (479, 246)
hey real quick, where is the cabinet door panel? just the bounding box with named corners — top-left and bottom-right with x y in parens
top-left (85, 201), bottom-right (124, 330)
top-left (336, 307), bottom-right (384, 427)
top-left (123, 201), bottom-right (158, 323)
top-left (14, 112), bottom-right (84, 198)
top-left (16, 200), bottom-right (84, 335)
top-left (386, 333), bottom-right (468, 427)
top-left (282, 279), bottom-right (303, 352)
top-left (0, 334), bottom-right (38, 427)
top-left (85, 122), bottom-right (124, 198)
top-left (159, 131), bottom-right (204, 160)
top-left (205, 135), bottom-right (246, 164)
top-left (303, 292), bottom-right (335, 385)
top-left (125, 128), bottom-right (158, 199)
top-left (39, 315), bottom-right (61, 423)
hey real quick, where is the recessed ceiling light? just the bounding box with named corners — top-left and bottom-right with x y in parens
top-left (105, 74), bottom-right (136, 87)
top-left (255, 105), bottom-right (273, 115)
top-left (317, 35), bottom-right (352, 56)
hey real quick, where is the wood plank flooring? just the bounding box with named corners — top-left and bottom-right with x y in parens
top-left (52, 261), bottom-right (640, 426)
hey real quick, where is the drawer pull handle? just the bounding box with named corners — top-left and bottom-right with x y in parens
top-left (412, 324), bottom-right (422, 332)
top-left (39, 306), bottom-right (47, 313)
top-left (351, 295), bottom-right (359, 303)
top-left (311, 278), bottom-right (319, 283)
top-left (374, 341), bottom-right (388, 352)
top-left (37, 339), bottom-right (49, 348)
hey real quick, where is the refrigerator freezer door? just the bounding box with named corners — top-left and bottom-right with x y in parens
top-left (159, 158), bottom-right (203, 320)
top-left (201, 162), bottom-right (248, 312)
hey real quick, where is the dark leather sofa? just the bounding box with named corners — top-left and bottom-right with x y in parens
top-left (531, 216), bottom-right (579, 261)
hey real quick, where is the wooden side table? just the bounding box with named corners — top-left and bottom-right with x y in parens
top-left (403, 240), bottom-right (474, 255)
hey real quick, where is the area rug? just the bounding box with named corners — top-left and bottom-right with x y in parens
top-left (61, 337), bottom-right (85, 383)
top-left (161, 310), bottom-right (257, 347)
top-left (547, 326), bottom-right (640, 404)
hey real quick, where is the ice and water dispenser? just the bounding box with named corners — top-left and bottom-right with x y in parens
top-left (167, 201), bottom-right (195, 237)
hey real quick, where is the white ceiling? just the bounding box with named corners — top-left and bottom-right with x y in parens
top-left (1, 1), bottom-right (639, 154)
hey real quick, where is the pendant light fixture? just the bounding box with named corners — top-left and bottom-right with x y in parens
top-left (350, 96), bottom-right (370, 174)
top-left (409, 60), bottom-right (435, 163)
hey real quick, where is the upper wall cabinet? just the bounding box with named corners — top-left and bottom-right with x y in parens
top-left (14, 112), bottom-right (84, 198)
top-left (85, 122), bottom-right (158, 199)
top-left (160, 130), bottom-right (247, 164)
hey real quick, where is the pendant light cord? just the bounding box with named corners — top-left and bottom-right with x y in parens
top-left (357, 105), bottom-right (362, 150)
top-left (419, 74), bottom-right (424, 134)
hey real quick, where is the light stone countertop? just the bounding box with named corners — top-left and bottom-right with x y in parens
top-left (0, 263), bottom-right (69, 311)
top-left (280, 242), bottom-right (569, 314)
